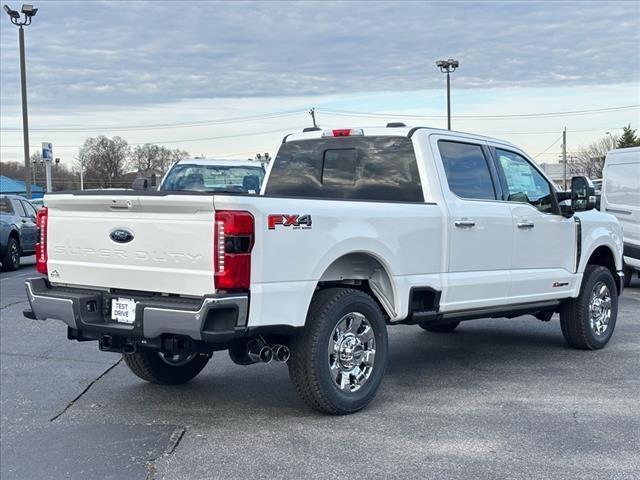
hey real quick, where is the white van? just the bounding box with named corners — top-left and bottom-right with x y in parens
top-left (601, 147), bottom-right (640, 286)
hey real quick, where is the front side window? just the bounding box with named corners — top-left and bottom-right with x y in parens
top-left (266, 136), bottom-right (423, 202)
top-left (496, 149), bottom-right (554, 213)
top-left (438, 140), bottom-right (496, 200)
top-left (22, 201), bottom-right (37, 218)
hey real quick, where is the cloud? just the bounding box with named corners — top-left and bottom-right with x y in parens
top-left (1, 1), bottom-right (638, 110)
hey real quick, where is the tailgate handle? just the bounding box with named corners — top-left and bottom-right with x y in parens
top-left (110, 200), bottom-right (133, 210)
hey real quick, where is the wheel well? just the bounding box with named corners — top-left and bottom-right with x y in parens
top-left (587, 246), bottom-right (618, 292)
top-left (8, 230), bottom-right (20, 245)
top-left (317, 253), bottom-right (395, 319)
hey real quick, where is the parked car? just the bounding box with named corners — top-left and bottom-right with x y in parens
top-left (24, 125), bottom-right (624, 414)
top-left (0, 195), bottom-right (38, 271)
top-left (159, 158), bottom-right (266, 193)
top-left (600, 147), bottom-right (640, 286)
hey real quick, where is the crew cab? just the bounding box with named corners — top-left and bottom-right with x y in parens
top-left (24, 125), bottom-right (624, 414)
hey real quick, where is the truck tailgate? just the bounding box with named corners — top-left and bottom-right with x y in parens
top-left (45, 194), bottom-right (215, 296)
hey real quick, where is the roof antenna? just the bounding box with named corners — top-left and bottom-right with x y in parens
top-left (303, 108), bottom-right (321, 132)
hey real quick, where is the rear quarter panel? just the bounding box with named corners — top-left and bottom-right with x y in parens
top-left (214, 195), bottom-right (444, 327)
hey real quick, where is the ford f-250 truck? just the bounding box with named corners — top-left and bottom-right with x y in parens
top-left (24, 125), bottom-right (624, 414)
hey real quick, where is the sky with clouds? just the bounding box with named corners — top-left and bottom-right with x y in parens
top-left (1, 0), bottom-right (639, 167)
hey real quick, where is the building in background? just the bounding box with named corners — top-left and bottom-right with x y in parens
top-left (0, 176), bottom-right (44, 199)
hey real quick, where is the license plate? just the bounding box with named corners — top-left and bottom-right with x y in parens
top-left (111, 298), bottom-right (136, 324)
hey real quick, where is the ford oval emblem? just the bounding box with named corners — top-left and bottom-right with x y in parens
top-left (109, 228), bottom-right (134, 244)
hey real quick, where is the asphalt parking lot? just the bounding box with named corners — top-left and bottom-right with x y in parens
top-left (1, 258), bottom-right (639, 480)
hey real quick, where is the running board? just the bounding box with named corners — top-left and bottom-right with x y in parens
top-left (401, 300), bottom-right (562, 325)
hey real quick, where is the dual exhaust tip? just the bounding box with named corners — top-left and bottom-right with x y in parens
top-left (248, 343), bottom-right (290, 364)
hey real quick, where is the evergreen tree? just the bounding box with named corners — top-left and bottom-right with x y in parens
top-left (616, 124), bottom-right (640, 148)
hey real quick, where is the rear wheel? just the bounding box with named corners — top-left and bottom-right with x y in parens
top-left (123, 348), bottom-right (211, 385)
top-left (419, 321), bottom-right (460, 333)
top-left (560, 265), bottom-right (618, 350)
top-left (288, 288), bottom-right (388, 415)
top-left (1, 237), bottom-right (20, 272)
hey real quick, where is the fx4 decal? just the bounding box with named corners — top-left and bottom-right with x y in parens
top-left (268, 214), bottom-right (312, 230)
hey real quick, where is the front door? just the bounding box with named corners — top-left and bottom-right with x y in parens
top-left (493, 148), bottom-right (577, 301)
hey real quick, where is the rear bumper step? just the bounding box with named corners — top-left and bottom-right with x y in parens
top-left (24, 277), bottom-right (248, 343)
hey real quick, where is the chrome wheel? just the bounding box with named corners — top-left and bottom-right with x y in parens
top-left (589, 281), bottom-right (611, 336)
top-left (328, 312), bottom-right (376, 393)
top-left (158, 352), bottom-right (197, 366)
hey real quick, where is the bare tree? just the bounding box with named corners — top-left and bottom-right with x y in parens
top-left (77, 136), bottom-right (130, 188)
top-left (131, 144), bottom-right (189, 173)
top-left (570, 134), bottom-right (618, 179)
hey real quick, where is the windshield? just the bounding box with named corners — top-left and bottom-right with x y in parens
top-left (161, 164), bottom-right (265, 194)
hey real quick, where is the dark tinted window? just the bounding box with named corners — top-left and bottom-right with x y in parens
top-left (266, 136), bottom-right (423, 202)
top-left (12, 200), bottom-right (26, 216)
top-left (438, 141), bottom-right (496, 200)
top-left (0, 198), bottom-right (13, 214)
top-left (322, 149), bottom-right (357, 185)
top-left (496, 149), bottom-right (554, 213)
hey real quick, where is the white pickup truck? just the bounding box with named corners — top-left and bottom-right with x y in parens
top-left (24, 125), bottom-right (625, 414)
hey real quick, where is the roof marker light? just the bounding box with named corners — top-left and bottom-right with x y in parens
top-left (322, 128), bottom-right (364, 137)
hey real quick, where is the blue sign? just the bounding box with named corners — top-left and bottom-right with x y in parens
top-left (42, 142), bottom-right (53, 161)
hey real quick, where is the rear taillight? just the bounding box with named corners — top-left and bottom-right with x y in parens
top-left (214, 210), bottom-right (254, 290)
top-left (35, 207), bottom-right (48, 275)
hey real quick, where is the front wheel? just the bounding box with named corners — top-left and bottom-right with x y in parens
top-left (123, 348), bottom-right (211, 385)
top-left (288, 288), bottom-right (389, 415)
top-left (560, 265), bottom-right (618, 350)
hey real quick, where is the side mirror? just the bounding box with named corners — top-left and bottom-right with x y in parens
top-left (132, 177), bottom-right (149, 191)
top-left (571, 176), bottom-right (596, 212)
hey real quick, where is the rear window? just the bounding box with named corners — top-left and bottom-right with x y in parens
top-left (265, 136), bottom-right (423, 202)
top-left (0, 198), bottom-right (13, 214)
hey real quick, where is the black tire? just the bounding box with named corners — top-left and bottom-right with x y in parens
top-left (560, 265), bottom-right (618, 350)
top-left (288, 288), bottom-right (389, 415)
top-left (123, 348), bottom-right (211, 385)
top-left (1, 237), bottom-right (20, 272)
top-left (623, 263), bottom-right (633, 288)
top-left (419, 321), bottom-right (460, 333)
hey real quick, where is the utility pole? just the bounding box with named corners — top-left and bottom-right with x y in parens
top-left (562, 127), bottom-right (567, 191)
top-left (309, 108), bottom-right (318, 129)
top-left (4, 4), bottom-right (38, 198)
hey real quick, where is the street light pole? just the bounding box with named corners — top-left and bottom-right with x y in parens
top-left (18, 25), bottom-right (31, 198)
top-left (436, 58), bottom-right (459, 130)
top-left (4, 3), bottom-right (38, 199)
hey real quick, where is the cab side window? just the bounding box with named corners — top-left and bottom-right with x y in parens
top-left (438, 140), bottom-right (496, 200)
top-left (496, 149), bottom-right (554, 213)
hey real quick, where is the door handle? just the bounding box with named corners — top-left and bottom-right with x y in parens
top-left (517, 222), bottom-right (535, 229)
top-left (454, 220), bottom-right (476, 228)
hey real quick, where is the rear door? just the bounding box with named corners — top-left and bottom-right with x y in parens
top-left (430, 136), bottom-right (513, 311)
top-left (20, 200), bottom-right (38, 252)
top-left (491, 147), bottom-right (577, 300)
top-left (45, 193), bottom-right (216, 296)
top-left (11, 198), bottom-right (37, 251)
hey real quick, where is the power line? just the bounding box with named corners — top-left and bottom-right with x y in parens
top-left (532, 135), bottom-right (563, 159)
top-left (0, 109), bottom-right (307, 133)
top-left (0, 126), bottom-right (304, 148)
top-left (317, 104), bottom-right (639, 120)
